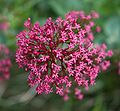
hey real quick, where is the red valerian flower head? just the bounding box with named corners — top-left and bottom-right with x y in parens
top-left (16, 11), bottom-right (113, 100)
top-left (0, 44), bottom-right (11, 81)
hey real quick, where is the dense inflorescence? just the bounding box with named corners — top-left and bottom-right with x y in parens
top-left (0, 44), bottom-right (11, 81)
top-left (16, 11), bottom-right (113, 100)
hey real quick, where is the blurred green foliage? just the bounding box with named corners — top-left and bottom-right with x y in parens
top-left (0, 0), bottom-right (120, 111)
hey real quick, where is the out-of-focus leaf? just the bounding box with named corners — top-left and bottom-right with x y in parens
top-left (48, 0), bottom-right (85, 16)
top-left (92, 96), bottom-right (106, 111)
top-left (0, 81), bottom-right (6, 98)
top-left (94, 33), bottom-right (106, 44)
top-left (104, 16), bottom-right (120, 48)
top-left (85, 81), bottom-right (103, 94)
top-left (48, 0), bottom-right (66, 16)
top-left (0, 33), bottom-right (6, 44)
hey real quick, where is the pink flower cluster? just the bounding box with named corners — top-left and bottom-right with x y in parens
top-left (0, 44), bottom-right (11, 81)
top-left (16, 11), bottom-right (113, 100)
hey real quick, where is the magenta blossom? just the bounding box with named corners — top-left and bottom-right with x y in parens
top-left (16, 11), bottom-right (113, 100)
top-left (0, 44), bottom-right (11, 81)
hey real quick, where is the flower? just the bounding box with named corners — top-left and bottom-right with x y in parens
top-left (75, 88), bottom-right (84, 100)
top-left (91, 11), bottom-right (99, 19)
top-left (16, 11), bottom-right (113, 100)
top-left (0, 44), bottom-right (11, 81)
top-left (96, 26), bottom-right (101, 33)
